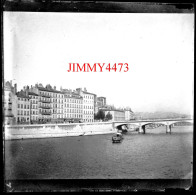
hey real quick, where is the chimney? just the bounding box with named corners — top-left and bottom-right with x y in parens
top-left (84, 87), bottom-right (87, 92)
top-left (76, 88), bottom-right (82, 95)
top-left (14, 83), bottom-right (17, 94)
top-left (54, 86), bottom-right (56, 90)
top-left (76, 88), bottom-right (82, 92)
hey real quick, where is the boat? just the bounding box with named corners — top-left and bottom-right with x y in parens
top-left (121, 129), bottom-right (128, 134)
top-left (79, 132), bottom-right (85, 136)
top-left (117, 127), bottom-right (128, 134)
top-left (112, 133), bottom-right (123, 143)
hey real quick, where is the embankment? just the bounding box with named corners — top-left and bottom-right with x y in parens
top-left (4, 122), bottom-right (116, 140)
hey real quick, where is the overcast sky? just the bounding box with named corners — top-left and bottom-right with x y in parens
top-left (4, 12), bottom-right (194, 114)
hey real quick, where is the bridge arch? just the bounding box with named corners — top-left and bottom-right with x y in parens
top-left (139, 122), bottom-right (171, 134)
top-left (115, 121), bottom-right (167, 130)
top-left (140, 122), bottom-right (167, 127)
top-left (115, 123), bottom-right (143, 133)
top-left (115, 123), bottom-right (131, 130)
top-left (168, 120), bottom-right (193, 126)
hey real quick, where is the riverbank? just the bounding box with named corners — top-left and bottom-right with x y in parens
top-left (4, 122), bottom-right (116, 140)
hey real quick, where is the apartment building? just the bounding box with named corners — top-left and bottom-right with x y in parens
top-left (28, 92), bottom-right (39, 123)
top-left (76, 88), bottom-right (95, 123)
top-left (16, 91), bottom-right (31, 124)
top-left (28, 84), bottom-right (83, 123)
top-left (4, 81), bottom-right (17, 125)
top-left (104, 109), bottom-right (125, 122)
top-left (63, 90), bottom-right (83, 121)
top-left (97, 97), bottom-right (106, 107)
top-left (4, 81), bottom-right (110, 124)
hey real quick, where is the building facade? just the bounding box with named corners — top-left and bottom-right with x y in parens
top-left (95, 96), bottom-right (107, 114)
top-left (16, 91), bottom-right (31, 124)
top-left (125, 109), bottom-right (135, 121)
top-left (29, 84), bottom-right (53, 122)
top-left (61, 89), bottom-right (83, 122)
top-left (27, 84), bottom-right (83, 123)
top-left (104, 109), bottom-right (125, 122)
top-left (97, 97), bottom-right (106, 107)
top-left (4, 81), bottom-right (17, 125)
top-left (28, 92), bottom-right (39, 123)
top-left (76, 88), bottom-right (95, 123)
top-left (4, 80), bottom-right (128, 124)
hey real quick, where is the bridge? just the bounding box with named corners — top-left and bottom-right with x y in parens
top-left (112, 118), bottom-right (193, 134)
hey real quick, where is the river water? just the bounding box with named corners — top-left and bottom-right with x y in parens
top-left (5, 126), bottom-right (193, 179)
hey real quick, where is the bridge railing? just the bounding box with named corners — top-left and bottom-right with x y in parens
top-left (113, 118), bottom-right (193, 123)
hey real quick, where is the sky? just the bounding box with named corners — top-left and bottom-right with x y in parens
top-left (4, 12), bottom-right (194, 115)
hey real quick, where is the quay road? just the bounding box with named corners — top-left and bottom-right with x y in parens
top-left (113, 118), bottom-right (193, 134)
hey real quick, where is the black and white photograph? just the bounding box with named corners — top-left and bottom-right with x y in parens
top-left (3, 1), bottom-right (194, 192)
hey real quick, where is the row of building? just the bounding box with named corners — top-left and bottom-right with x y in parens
top-left (4, 81), bottom-right (134, 125)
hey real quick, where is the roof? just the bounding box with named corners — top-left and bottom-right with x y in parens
top-left (103, 109), bottom-right (125, 113)
top-left (4, 81), bottom-right (15, 92)
top-left (37, 86), bottom-right (83, 98)
top-left (28, 92), bottom-right (38, 96)
top-left (37, 86), bottom-right (59, 93)
top-left (97, 96), bottom-right (106, 99)
top-left (82, 91), bottom-right (96, 96)
top-left (17, 94), bottom-right (30, 99)
top-left (37, 86), bottom-right (68, 94)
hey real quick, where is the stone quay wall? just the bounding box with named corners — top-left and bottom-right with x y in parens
top-left (4, 122), bottom-right (116, 140)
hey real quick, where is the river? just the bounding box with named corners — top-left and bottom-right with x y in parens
top-left (5, 125), bottom-right (193, 179)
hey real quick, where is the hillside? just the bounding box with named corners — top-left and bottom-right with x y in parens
top-left (134, 112), bottom-right (192, 120)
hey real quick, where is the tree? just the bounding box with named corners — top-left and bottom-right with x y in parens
top-left (105, 112), bottom-right (113, 121)
top-left (94, 109), bottom-right (105, 120)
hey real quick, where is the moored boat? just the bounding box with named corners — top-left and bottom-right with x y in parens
top-left (112, 133), bottom-right (123, 143)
